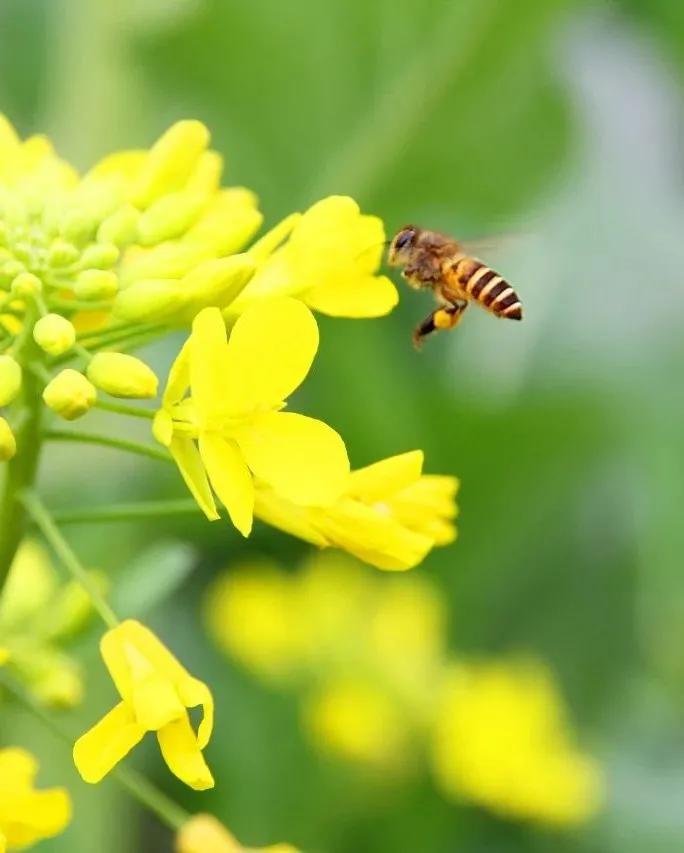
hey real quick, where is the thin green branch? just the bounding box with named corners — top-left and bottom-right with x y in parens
top-left (94, 399), bottom-right (156, 419)
top-left (19, 490), bottom-right (119, 629)
top-left (54, 499), bottom-right (199, 525)
top-left (0, 669), bottom-right (189, 831)
top-left (44, 428), bottom-right (171, 464)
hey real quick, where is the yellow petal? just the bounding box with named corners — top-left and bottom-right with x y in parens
top-left (190, 308), bottom-right (232, 424)
top-left (164, 336), bottom-right (192, 406)
top-left (101, 620), bottom-right (191, 702)
top-left (247, 212), bottom-right (302, 262)
top-left (177, 676), bottom-right (214, 749)
top-left (319, 498), bottom-right (434, 571)
top-left (0, 789), bottom-right (72, 849)
top-left (254, 487), bottom-right (329, 547)
top-left (302, 274), bottom-right (398, 318)
top-left (176, 814), bottom-right (240, 853)
top-left (198, 433), bottom-right (254, 536)
top-left (236, 412), bottom-right (349, 507)
top-left (170, 436), bottom-right (219, 521)
top-left (0, 748), bottom-right (37, 790)
top-left (157, 715), bottom-right (214, 791)
top-left (223, 298), bottom-right (319, 413)
top-left (131, 673), bottom-right (186, 730)
top-left (73, 702), bottom-right (146, 783)
top-left (348, 451), bottom-right (424, 502)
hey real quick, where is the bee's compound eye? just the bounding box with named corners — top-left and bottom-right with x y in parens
top-left (394, 229), bottom-right (415, 250)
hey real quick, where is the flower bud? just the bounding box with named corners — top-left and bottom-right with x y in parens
top-left (48, 239), bottom-right (80, 267)
top-left (43, 369), bottom-right (97, 420)
top-left (33, 314), bottom-right (76, 356)
top-left (137, 191), bottom-right (207, 246)
top-left (113, 279), bottom-right (185, 323)
top-left (97, 204), bottom-right (140, 246)
top-left (10, 271), bottom-right (42, 297)
top-left (87, 352), bottom-right (158, 399)
top-left (0, 355), bottom-right (22, 406)
top-left (74, 269), bottom-right (119, 300)
top-left (131, 120), bottom-right (210, 208)
top-left (79, 242), bottom-right (120, 270)
top-left (0, 416), bottom-right (16, 460)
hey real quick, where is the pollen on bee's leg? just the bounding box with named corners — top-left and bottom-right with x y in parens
top-left (433, 309), bottom-right (454, 330)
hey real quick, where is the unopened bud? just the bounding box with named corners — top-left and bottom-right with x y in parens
top-left (87, 352), bottom-right (158, 399)
top-left (43, 369), bottom-right (96, 420)
top-left (181, 254), bottom-right (255, 312)
top-left (10, 271), bottom-right (42, 297)
top-left (33, 314), bottom-right (76, 356)
top-left (131, 120), bottom-right (210, 208)
top-left (97, 204), bottom-right (141, 246)
top-left (61, 209), bottom-right (98, 245)
top-left (113, 279), bottom-right (185, 323)
top-left (0, 416), bottom-right (16, 460)
top-left (0, 355), bottom-right (22, 406)
top-left (79, 242), bottom-right (120, 270)
top-left (48, 239), bottom-right (80, 268)
top-left (137, 191), bottom-right (207, 246)
top-left (74, 269), bottom-right (119, 300)
top-left (0, 260), bottom-right (25, 283)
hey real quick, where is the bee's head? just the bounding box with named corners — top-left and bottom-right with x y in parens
top-left (387, 225), bottom-right (419, 266)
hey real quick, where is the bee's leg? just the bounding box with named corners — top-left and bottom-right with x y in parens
top-left (412, 301), bottom-right (467, 349)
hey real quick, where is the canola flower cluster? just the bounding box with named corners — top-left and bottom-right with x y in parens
top-left (207, 554), bottom-right (604, 827)
top-left (0, 116), bottom-right (460, 851)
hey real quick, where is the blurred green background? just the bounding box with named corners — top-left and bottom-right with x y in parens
top-left (3, 0), bottom-right (684, 850)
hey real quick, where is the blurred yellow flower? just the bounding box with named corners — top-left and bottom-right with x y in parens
top-left (206, 554), bottom-right (448, 769)
top-left (0, 747), bottom-right (71, 850)
top-left (230, 195), bottom-right (397, 318)
top-left (255, 450), bottom-right (458, 570)
top-left (154, 300), bottom-right (349, 535)
top-left (305, 678), bottom-right (411, 769)
top-left (176, 814), bottom-right (299, 853)
top-left (205, 562), bottom-right (305, 684)
top-left (74, 620), bottom-right (214, 790)
top-left (0, 540), bottom-right (98, 707)
top-left (431, 661), bottom-right (603, 826)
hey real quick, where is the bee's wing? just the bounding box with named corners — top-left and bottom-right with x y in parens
top-left (460, 232), bottom-right (528, 257)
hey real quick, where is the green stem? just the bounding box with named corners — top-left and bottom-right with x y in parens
top-left (0, 669), bottom-right (189, 831)
top-left (19, 490), bottom-right (119, 629)
top-left (44, 428), bottom-right (171, 464)
top-left (0, 335), bottom-right (43, 586)
top-left (54, 498), bottom-right (198, 525)
top-left (94, 399), bottom-right (156, 419)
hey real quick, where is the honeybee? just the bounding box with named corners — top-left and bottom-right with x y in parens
top-left (387, 225), bottom-right (523, 348)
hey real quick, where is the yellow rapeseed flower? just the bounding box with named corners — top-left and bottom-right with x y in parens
top-left (431, 661), bottom-right (603, 826)
top-left (74, 620), bottom-right (214, 790)
top-left (0, 747), bottom-right (71, 850)
top-left (154, 300), bottom-right (349, 535)
top-left (255, 450), bottom-right (459, 570)
top-left (230, 195), bottom-right (397, 318)
top-left (176, 814), bottom-right (299, 853)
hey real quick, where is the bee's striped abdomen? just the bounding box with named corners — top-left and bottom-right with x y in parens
top-left (451, 257), bottom-right (523, 320)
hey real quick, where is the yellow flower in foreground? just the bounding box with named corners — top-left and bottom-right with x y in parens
top-left (431, 662), bottom-right (603, 826)
top-left (0, 748), bottom-right (71, 850)
top-left (177, 814), bottom-right (299, 853)
top-left (74, 620), bottom-right (214, 790)
top-left (154, 300), bottom-right (349, 535)
top-left (230, 195), bottom-right (397, 318)
top-left (255, 450), bottom-right (458, 570)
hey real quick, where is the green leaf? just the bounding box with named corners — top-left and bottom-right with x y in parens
top-left (110, 541), bottom-right (196, 618)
